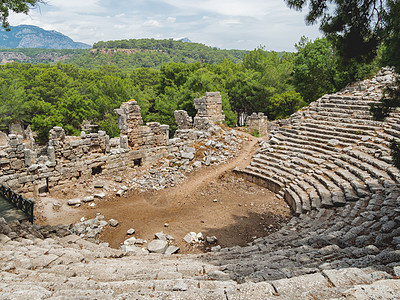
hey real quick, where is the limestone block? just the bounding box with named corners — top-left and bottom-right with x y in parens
top-left (0, 131), bottom-right (9, 146)
top-left (148, 239), bottom-right (168, 254)
top-left (120, 135), bottom-right (129, 150)
top-left (48, 146), bottom-right (56, 163)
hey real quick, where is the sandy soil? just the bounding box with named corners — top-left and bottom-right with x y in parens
top-left (36, 134), bottom-right (292, 253)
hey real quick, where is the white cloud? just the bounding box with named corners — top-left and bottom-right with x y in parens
top-left (166, 16), bottom-right (176, 23)
top-left (143, 19), bottom-right (162, 27)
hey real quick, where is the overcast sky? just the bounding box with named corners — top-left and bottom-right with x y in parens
top-left (9, 0), bottom-right (321, 51)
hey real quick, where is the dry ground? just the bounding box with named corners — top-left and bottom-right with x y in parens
top-left (36, 134), bottom-right (292, 253)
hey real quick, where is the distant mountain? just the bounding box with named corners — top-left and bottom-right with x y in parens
top-left (0, 25), bottom-right (91, 49)
top-left (177, 37), bottom-right (192, 43)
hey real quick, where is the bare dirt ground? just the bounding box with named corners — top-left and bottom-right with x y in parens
top-left (36, 134), bottom-right (292, 253)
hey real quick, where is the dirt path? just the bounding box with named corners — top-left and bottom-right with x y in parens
top-left (158, 134), bottom-right (259, 202)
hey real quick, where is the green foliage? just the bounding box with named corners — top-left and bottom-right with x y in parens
top-left (285, 0), bottom-right (388, 63)
top-left (293, 37), bottom-right (379, 103)
top-left (224, 48), bottom-right (296, 120)
top-left (62, 39), bottom-right (251, 71)
top-left (268, 91), bottom-right (306, 119)
top-left (0, 0), bottom-right (42, 30)
top-left (250, 129), bottom-right (260, 137)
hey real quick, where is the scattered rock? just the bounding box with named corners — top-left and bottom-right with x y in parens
top-left (211, 245), bottom-right (221, 252)
top-left (183, 232), bottom-right (198, 244)
top-left (127, 228), bottom-right (135, 235)
top-left (108, 219), bottom-right (119, 227)
top-left (52, 201), bottom-right (62, 211)
top-left (155, 232), bottom-right (167, 241)
top-left (148, 239), bottom-right (169, 254)
top-left (82, 196), bottom-right (94, 203)
top-left (94, 192), bottom-right (106, 199)
top-left (123, 237), bottom-right (136, 245)
top-left (206, 236), bottom-right (218, 244)
top-left (165, 245), bottom-right (180, 255)
top-left (67, 198), bottom-right (81, 206)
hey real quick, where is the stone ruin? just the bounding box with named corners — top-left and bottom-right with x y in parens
top-left (0, 93), bottom-right (227, 195)
top-left (1, 72), bottom-right (400, 298)
top-left (174, 92), bottom-right (225, 132)
top-left (174, 110), bottom-right (192, 130)
top-left (246, 112), bottom-right (268, 136)
top-left (114, 100), bottom-right (169, 150)
top-left (194, 92), bottom-right (225, 131)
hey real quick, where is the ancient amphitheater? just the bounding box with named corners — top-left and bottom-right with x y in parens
top-left (1, 68), bottom-right (400, 299)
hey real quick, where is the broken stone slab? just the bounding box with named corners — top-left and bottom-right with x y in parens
top-left (155, 232), bottom-right (167, 241)
top-left (148, 239), bottom-right (168, 254)
top-left (183, 232), bottom-right (198, 244)
top-left (108, 219), bottom-right (119, 227)
top-left (127, 228), bottom-right (135, 235)
top-left (123, 237), bottom-right (137, 245)
top-left (197, 232), bottom-right (204, 241)
top-left (116, 190), bottom-right (125, 197)
top-left (67, 198), bottom-right (81, 206)
top-left (135, 238), bottom-right (144, 245)
top-left (165, 246), bottom-right (180, 255)
top-left (206, 236), bottom-right (218, 244)
top-left (93, 192), bottom-right (106, 199)
top-left (82, 196), bottom-right (94, 203)
top-left (181, 151), bottom-right (195, 160)
top-left (120, 244), bottom-right (148, 255)
top-left (193, 161), bottom-right (202, 168)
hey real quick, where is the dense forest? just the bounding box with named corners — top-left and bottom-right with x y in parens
top-left (0, 39), bottom-right (251, 70)
top-left (0, 37), bottom-right (379, 143)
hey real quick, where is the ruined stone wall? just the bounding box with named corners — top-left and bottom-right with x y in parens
top-left (193, 92), bottom-right (225, 131)
top-left (115, 100), bottom-right (169, 150)
top-left (246, 112), bottom-right (268, 136)
top-left (174, 110), bottom-right (192, 130)
top-left (0, 93), bottom-right (226, 195)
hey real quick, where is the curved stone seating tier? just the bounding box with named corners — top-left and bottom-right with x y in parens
top-left (238, 70), bottom-right (400, 219)
top-left (223, 69), bottom-right (400, 285)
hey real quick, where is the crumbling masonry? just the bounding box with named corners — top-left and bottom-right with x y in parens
top-left (0, 92), bottom-right (226, 195)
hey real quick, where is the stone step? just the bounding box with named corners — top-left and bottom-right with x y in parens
top-left (279, 128), bottom-right (352, 149)
top-left (277, 130), bottom-right (341, 153)
top-left (311, 172), bottom-right (346, 206)
top-left (304, 119), bottom-right (382, 133)
top-left (320, 169), bottom-right (359, 202)
top-left (309, 113), bottom-right (383, 127)
top-left (298, 123), bottom-right (368, 142)
top-left (308, 107), bottom-right (375, 119)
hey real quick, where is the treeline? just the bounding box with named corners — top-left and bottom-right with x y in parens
top-left (67, 39), bottom-right (251, 70)
top-left (0, 37), bottom-right (379, 144)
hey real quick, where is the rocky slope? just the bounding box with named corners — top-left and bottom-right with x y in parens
top-left (0, 25), bottom-right (91, 49)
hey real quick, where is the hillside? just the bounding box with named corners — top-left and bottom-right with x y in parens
top-left (0, 25), bottom-right (91, 49)
top-left (66, 38), bottom-right (251, 70)
top-left (0, 36), bottom-right (251, 69)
